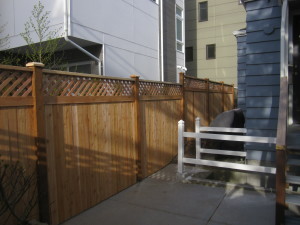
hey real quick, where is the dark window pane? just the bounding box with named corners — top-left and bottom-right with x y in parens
top-left (69, 64), bottom-right (92, 73)
top-left (186, 47), bottom-right (193, 62)
top-left (199, 2), bottom-right (208, 22)
top-left (206, 44), bottom-right (216, 59)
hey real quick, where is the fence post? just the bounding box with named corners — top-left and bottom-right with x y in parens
top-left (178, 120), bottom-right (185, 173)
top-left (232, 84), bottom-right (235, 109)
top-left (26, 62), bottom-right (50, 223)
top-left (205, 78), bottom-right (210, 125)
top-left (195, 117), bottom-right (201, 159)
top-left (179, 72), bottom-right (185, 120)
top-left (221, 82), bottom-right (225, 112)
top-left (275, 146), bottom-right (286, 225)
top-left (130, 75), bottom-right (144, 180)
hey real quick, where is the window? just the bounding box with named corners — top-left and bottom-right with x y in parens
top-left (206, 44), bottom-right (216, 59)
top-left (65, 61), bottom-right (98, 74)
top-left (199, 1), bottom-right (208, 22)
top-left (186, 47), bottom-right (193, 62)
top-left (176, 5), bottom-right (184, 52)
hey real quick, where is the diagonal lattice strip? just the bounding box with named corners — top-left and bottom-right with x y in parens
top-left (184, 77), bottom-right (207, 90)
top-left (139, 81), bottom-right (182, 96)
top-left (0, 69), bottom-right (32, 97)
top-left (43, 74), bottom-right (134, 97)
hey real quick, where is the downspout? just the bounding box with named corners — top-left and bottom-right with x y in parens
top-left (280, 0), bottom-right (291, 124)
top-left (159, 0), bottom-right (164, 81)
top-left (280, 0), bottom-right (288, 80)
top-left (64, 0), bottom-right (102, 75)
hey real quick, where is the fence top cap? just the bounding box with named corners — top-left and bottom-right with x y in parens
top-left (26, 62), bottom-right (45, 68)
top-left (178, 120), bottom-right (185, 124)
top-left (130, 75), bottom-right (140, 78)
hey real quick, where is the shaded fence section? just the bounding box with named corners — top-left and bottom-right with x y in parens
top-left (183, 75), bottom-right (234, 132)
top-left (0, 64), bottom-right (234, 225)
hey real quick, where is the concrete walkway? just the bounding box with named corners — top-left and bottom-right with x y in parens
top-left (61, 164), bottom-right (275, 225)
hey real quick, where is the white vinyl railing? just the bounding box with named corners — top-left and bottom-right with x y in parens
top-left (178, 118), bottom-right (277, 175)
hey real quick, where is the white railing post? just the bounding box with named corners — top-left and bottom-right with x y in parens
top-left (195, 117), bottom-right (201, 159)
top-left (178, 120), bottom-right (185, 173)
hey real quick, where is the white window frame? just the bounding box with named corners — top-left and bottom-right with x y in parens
top-left (176, 5), bottom-right (184, 53)
top-left (66, 60), bottom-right (97, 74)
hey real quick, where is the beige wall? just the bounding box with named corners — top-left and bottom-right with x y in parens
top-left (185, 0), bottom-right (246, 86)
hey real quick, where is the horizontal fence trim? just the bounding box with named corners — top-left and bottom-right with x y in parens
top-left (44, 96), bottom-right (134, 105)
top-left (184, 88), bottom-right (207, 92)
top-left (199, 127), bottom-right (247, 133)
top-left (139, 95), bottom-right (182, 101)
top-left (139, 79), bottom-right (182, 86)
top-left (184, 88), bottom-right (233, 94)
top-left (183, 132), bottom-right (277, 144)
top-left (0, 97), bottom-right (33, 106)
top-left (208, 90), bottom-right (228, 93)
top-left (182, 158), bottom-right (276, 174)
top-left (43, 69), bottom-right (134, 81)
top-left (184, 75), bottom-right (207, 82)
top-left (0, 64), bottom-right (33, 72)
top-left (200, 148), bottom-right (247, 157)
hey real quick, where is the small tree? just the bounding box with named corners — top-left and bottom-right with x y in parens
top-left (20, 1), bottom-right (63, 69)
top-left (0, 158), bottom-right (38, 225)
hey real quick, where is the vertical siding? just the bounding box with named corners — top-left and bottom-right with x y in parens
top-left (244, 0), bottom-right (281, 161)
top-left (237, 33), bottom-right (247, 112)
top-left (163, 0), bottom-right (177, 82)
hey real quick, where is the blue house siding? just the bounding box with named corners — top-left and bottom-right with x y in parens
top-left (243, 0), bottom-right (281, 161)
top-left (237, 34), bottom-right (247, 112)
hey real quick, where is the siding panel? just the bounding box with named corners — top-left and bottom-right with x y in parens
top-left (241, 0), bottom-right (281, 162)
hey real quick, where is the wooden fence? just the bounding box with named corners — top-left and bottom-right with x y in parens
top-left (0, 63), bottom-right (234, 225)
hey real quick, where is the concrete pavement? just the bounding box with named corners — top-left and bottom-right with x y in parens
top-left (61, 164), bottom-right (275, 225)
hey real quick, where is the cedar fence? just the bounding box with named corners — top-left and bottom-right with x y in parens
top-left (0, 63), bottom-right (234, 225)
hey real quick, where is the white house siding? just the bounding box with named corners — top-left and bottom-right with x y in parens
top-left (176, 0), bottom-right (185, 81)
top-left (0, 0), bottom-right (65, 49)
top-left (0, 0), bottom-right (161, 80)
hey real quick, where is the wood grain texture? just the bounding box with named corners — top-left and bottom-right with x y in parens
top-left (141, 99), bottom-right (181, 176)
top-left (0, 66), bottom-right (234, 225)
top-left (45, 102), bottom-right (137, 224)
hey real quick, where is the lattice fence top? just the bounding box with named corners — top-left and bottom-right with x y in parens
top-left (209, 82), bottom-right (223, 92)
top-left (139, 81), bottom-right (182, 96)
top-left (43, 73), bottom-right (134, 97)
top-left (0, 68), bottom-right (32, 97)
top-left (223, 85), bottom-right (233, 93)
top-left (184, 77), bottom-right (207, 90)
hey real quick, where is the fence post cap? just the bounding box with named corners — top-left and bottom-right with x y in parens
top-left (26, 62), bottom-right (45, 68)
top-left (178, 120), bottom-right (185, 125)
top-left (130, 75), bottom-right (140, 78)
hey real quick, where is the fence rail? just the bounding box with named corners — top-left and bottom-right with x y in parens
top-left (0, 64), bottom-right (234, 225)
top-left (178, 118), bottom-right (277, 175)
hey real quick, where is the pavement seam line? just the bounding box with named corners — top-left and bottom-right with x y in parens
top-left (111, 198), bottom-right (203, 220)
top-left (205, 192), bottom-right (227, 225)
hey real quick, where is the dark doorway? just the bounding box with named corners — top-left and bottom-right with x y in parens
top-left (292, 15), bottom-right (300, 123)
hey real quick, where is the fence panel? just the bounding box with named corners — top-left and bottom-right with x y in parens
top-left (183, 75), bottom-right (234, 127)
top-left (42, 71), bottom-right (137, 224)
top-left (0, 65), bottom-right (38, 225)
top-left (139, 80), bottom-right (182, 176)
top-left (0, 65), bottom-right (234, 225)
top-left (141, 99), bottom-right (181, 176)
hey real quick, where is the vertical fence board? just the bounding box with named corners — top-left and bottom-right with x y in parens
top-left (0, 65), bottom-right (234, 225)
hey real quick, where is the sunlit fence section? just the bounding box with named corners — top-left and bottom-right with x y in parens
top-left (0, 64), bottom-right (234, 225)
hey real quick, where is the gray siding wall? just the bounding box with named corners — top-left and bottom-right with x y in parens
top-left (163, 0), bottom-right (177, 82)
top-left (243, 0), bottom-right (281, 161)
top-left (237, 34), bottom-right (247, 113)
